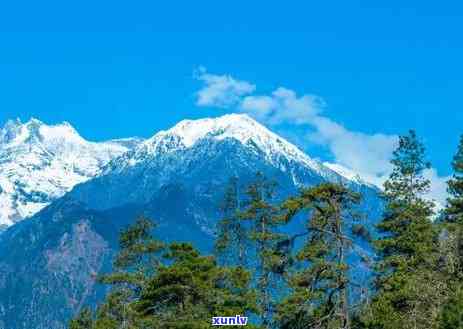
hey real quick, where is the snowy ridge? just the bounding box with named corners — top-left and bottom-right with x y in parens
top-left (117, 114), bottom-right (332, 178)
top-left (0, 114), bottom-right (372, 228)
top-left (323, 162), bottom-right (372, 186)
top-left (0, 118), bottom-right (141, 227)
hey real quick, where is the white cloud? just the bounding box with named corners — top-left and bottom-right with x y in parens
top-left (241, 87), bottom-right (324, 125)
top-left (194, 67), bottom-right (256, 108)
top-left (307, 116), bottom-right (397, 186)
top-left (194, 68), bottom-right (449, 205)
top-left (424, 169), bottom-right (450, 208)
top-left (240, 95), bottom-right (275, 120)
top-left (238, 86), bottom-right (396, 185)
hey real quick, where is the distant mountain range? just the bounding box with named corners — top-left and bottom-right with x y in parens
top-left (0, 115), bottom-right (372, 229)
top-left (0, 114), bottom-right (381, 329)
top-left (0, 118), bottom-right (143, 229)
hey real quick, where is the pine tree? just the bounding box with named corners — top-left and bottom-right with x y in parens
top-left (95, 216), bottom-right (165, 328)
top-left (134, 243), bottom-right (259, 328)
top-left (446, 135), bottom-right (463, 224)
top-left (215, 176), bottom-right (249, 267)
top-left (437, 135), bottom-right (463, 328)
top-left (365, 130), bottom-right (444, 329)
top-left (102, 215), bottom-right (165, 283)
top-left (275, 183), bottom-right (362, 329)
top-left (239, 172), bottom-right (284, 329)
top-left (69, 216), bottom-right (259, 328)
top-left (441, 135), bottom-right (463, 282)
top-left (439, 286), bottom-right (463, 329)
top-left (69, 308), bottom-right (94, 329)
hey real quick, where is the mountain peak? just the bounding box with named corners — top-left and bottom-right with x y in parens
top-left (0, 117), bottom-right (140, 227)
top-left (26, 117), bottom-right (44, 126)
top-left (4, 117), bottom-right (22, 128)
top-left (0, 118), bottom-right (83, 147)
top-left (131, 113), bottom-right (326, 179)
top-left (4, 117), bottom-right (45, 132)
top-left (164, 113), bottom-right (265, 147)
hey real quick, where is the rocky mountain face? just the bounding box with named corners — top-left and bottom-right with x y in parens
top-left (71, 114), bottom-right (366, 210)
top-left (0, 114), bottom-right (382, 329)
top-left (0, 118), bottom-right (142, 229)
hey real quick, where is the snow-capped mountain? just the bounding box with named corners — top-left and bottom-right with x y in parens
top-left (323, 162), bottom-right (371, 186)
top-left (125, 114), bottom-right (324, 170)
top-left (105, 114), bottom-right (349, 183)
top-left (70, 114), bottom-right (379, 230)
top-left (0, 114), bottom-right (382, 329)
top-left (0, 118), bottom-right (142, 228)
top-left (0, 114), bottom-right (370, 229)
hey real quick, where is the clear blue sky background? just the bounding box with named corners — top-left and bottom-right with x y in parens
top-left (0, 1), bottom-right (462, 175)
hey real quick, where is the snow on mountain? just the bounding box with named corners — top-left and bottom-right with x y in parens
top-left (110, 114), bottom-right (340, 182)
top-left (64, 113), bottom-right (382, 229)
top-left (322, 162), bottom-right (375, 186)
top-left (0, 118), bottom-right (142, 227)
top-left (0, 114), bottom-right (374, 229)
top-left (0, 114), bottom-right (384, 329)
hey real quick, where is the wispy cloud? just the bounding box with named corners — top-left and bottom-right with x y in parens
top-left (194, 68), bottom-right (449, 206)
top-left (194, 67), bottom-right (255, 108)
top-left (240, 88), bottom-right (323, 125)
top-left (307, 116), bottom-right (397, 186)
top-left (424, 169), bottom-right (451, 208)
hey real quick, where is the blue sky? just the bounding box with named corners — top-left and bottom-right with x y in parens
top-left (0, 1), bottom-right (462, 200)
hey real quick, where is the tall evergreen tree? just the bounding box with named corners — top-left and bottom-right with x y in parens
top-left (442, 135), bottom-right (463, 280)
top-left (437, 135), bottom-right (463, 329)
top-left (439, 286), bottom-right (463, 329)
top-left (135, 243), bottom-right (258, 328)
top-left (69, 216), bottom-right (164, 329)
top-left (446, 135), bottom-right (463, 224)
top-left (365, 130), bottom-right (444, 329)
top-left (102, 216), bottom-right (165, 287)
top-left (275, 183), bottom-right (362, 329)
top-left (215, 176), bottom-right (250, 267)
top-left (69, 217), bottom-right (259, 329)
top-left (238, 172), bottom-right (284, 329)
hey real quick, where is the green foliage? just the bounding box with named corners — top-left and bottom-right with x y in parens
top-left (384, 130), bottom-right (430, 200)
top-left (446, 135), bottom-right (463, 224)
top-left (135, 242), bottom-right (258, 328)
top-left (238, 172), bottom-right (285, 328)
top-left (215, 176), bottom-right (250, 267)
top-left (215, 173), bottom-right (286, 328)
top-left (69, 217), bottom-right (259, 329)
top-left (436, 135), bottom-right (463, 328)
top-left (363, 130), bottom-right (444, 329)
top-left (114, 215), bottom-right (165, 271)
top-left (275, 183), bottom-right (363, 329)
top-left (439, 287), bottom-right (463, 329)
top-left (440, 136), bottom-right (463, 283)
top-left (375, 131), bottom-right (436, 264)
top-left (69, 308), bottom-right (93, 329)
top-left (100, 216), bottom-right (165, 290)
top-left (69, 132), bottom-right (463, 329)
